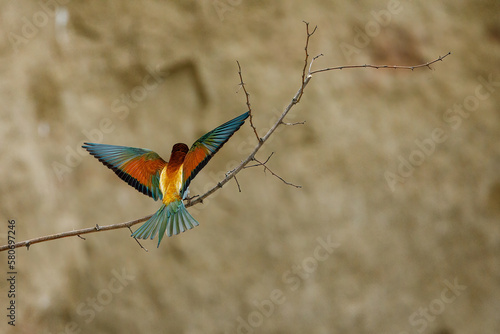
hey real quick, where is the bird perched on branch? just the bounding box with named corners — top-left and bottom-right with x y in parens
top-left (83, 112), bottom-right (249, 247)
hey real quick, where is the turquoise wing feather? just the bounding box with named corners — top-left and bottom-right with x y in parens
top-left (82, 143), bottom-right (167, 201)
top-left (181, 111), bottom-right (249, 194)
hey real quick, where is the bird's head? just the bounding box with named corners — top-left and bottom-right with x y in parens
top-left (168, 143), bottom-right (189, 167)
top-left (171, 143), bottom-right (189, 154)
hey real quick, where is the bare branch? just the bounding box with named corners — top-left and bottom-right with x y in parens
top-left (245, 152), bottom-right (302, 188)
top-left (310, 52), bottom-right (451, 75)
top-left (244, 151), bottom-right (275, 168)
top-left (297, 21), bottom-right (318, 103)
top-left (0, 215), bottom-right (151, 251)
top-left (281, 120), bottom-right (306, 126)
top-left (0, 25), bottom-right (451, 252)
top-left (185, 73), bottom-right (314, 206)
top-left (237, 60), bottom-right (260, 142)
top-left (309, 54), bottom-right (324, 74)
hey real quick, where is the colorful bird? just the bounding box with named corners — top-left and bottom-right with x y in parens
top-left (82, 112), bottom-right (249, 247)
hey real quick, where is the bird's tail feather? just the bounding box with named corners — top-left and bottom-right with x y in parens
top-left (131, 200), bottom-right (199, 247)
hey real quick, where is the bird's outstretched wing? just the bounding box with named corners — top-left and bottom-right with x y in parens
top-left (181, 111), bottom-right (249, 194)
top-left (83, 143), bottom-right (167, 201)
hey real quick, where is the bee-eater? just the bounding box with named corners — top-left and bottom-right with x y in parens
top-left (82, 111), bottom-right (249, 247)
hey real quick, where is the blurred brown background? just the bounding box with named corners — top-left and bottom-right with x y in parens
top-left (1, 1), bottom-right (499, 333)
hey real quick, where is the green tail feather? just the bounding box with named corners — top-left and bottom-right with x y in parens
top-left (131, 200), bottom-right (199, 247)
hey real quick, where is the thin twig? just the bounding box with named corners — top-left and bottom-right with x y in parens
top-left (245, 153), bottom-right (302, 188)
top-left (310, 52), bottom-right (451, 75)
top-left (281, 120), bottom-right (306, 126)
top-left (129, 227), bottom-right (148, 252)
top-left (309, 54), bottom-right (324, 74)
top-left (0, 24), bottom-right (451, 252)
top-left (255, 159), bottom-right (301, 188)
top-left (233, 175), bottom-right (242, 192)
top-left (184, 194), bottom-right (199, 202)
top-left (237, 60), bottom-right (260, 142)
top-left (297, 21), bottom-right (318, 103)
top-left (244, 152), bottom-right (275, 168)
